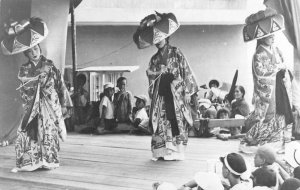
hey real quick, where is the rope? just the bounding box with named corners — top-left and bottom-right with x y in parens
top-left (77, 41), bottom-right (134, 68)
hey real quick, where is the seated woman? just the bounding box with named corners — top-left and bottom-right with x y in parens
top-left (230, 85), bottom-right (250, 119)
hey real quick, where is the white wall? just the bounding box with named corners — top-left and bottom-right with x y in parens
top-left (65, 25), bottom-right (256, 106)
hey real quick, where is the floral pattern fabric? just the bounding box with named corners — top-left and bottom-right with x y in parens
top-left (242, 45), bottom-right (289, 146)
top-left (147, 45), bottom-right (198, 158)
top-left (15, 56), bottom-right (70, 171)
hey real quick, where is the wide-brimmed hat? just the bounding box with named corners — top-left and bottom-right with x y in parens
top-left (134, 94), bottom-right (148, 104)
top-left (243, 8), bottom-right (284, 42)
top-left (133, 12), bottom-right (180, 49)
top-left (285, 141), bottom-right (300, 168)
top-left (1, 17), bottom-right (48, 55)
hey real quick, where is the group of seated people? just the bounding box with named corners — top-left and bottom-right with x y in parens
top-left (194, 79), bottom-right (250, 140)
top-left (96, 76), bottom-right (150, 135)
top-left (153, 144), bottom-right (300, 190)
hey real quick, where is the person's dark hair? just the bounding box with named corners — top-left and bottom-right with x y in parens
top-left (77, 74), bottom-right (87, 87)
top-left (216, 108), bottom-right (230, 119)
top-left (235, 85), bottom-right (246, 98)
top-left (209, 80), bottom-right (219, 88)
top-left (294, 166), bottom-right (300, 180)
top-left (281, 178), bottom-right (300, 190)
top-left (117, 77), bottom-right (127, 86)
top-left (23, 44), bottom-right (42, 58)
top-left (252, 168), bottom-right (276, 187)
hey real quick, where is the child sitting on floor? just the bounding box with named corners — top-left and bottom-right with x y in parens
top-left (130, 95), bottom-right (149, 134)
top-left (254, 145), bottom-right (290, 189)
top-left (251, 168), bottom-right (277, 190)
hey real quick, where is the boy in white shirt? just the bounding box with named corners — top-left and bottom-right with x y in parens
top-left (98, 83), bottom-right (116, 133)
top-left (131, 95), bottom-right (149, 134)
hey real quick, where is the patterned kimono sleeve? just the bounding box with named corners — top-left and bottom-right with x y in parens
top-left (52, 64), bottom-right (72, 108)
top-left (252, 52), bottom-right (274, 103)
top-left (17, 64), bottom-right (31, 83)
top-left (146, 58), bottom-right (159, 98)
top-left (176, 48), bottom-right (198, 97)
top-left (252, 51), bottom-right (275, 120)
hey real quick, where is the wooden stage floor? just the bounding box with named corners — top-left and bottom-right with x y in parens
top-left (0, 133), bottom-right (250, 190)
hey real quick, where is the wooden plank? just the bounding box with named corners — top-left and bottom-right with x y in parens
top-left (0, 134), bottom-right (248, 189)
top-left (194, 118), bottom-right (245, 128)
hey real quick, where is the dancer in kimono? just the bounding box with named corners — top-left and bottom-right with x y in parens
top-left (133, 12), bottom-right (198, 160)
top-left (240, 8), bottom-right (300, 153)
top-left (1, 17), bottom-right (71, 171)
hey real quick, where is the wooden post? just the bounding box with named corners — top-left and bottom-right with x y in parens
top-left (70, 0), bottom-right (77, 125)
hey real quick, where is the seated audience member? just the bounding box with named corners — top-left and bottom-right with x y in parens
top-left (178, 172), bottom-right (224, 190)
top-left (197, 99), bottom-right (217, 137)
top-left (294, 166), bottom-right (300, 180)
top-left (97, 83), bottom-right (117, 134)
top-left (230, 85), bottom-right (250, 118)
top-left (214, 108), bottom-right (231, 139)
top-left (251, 168), bottom-right (277, 190)
top-left (131, 95), bottom-right (149, 134)
top-left (230, 85), bottom-right (250, 133)
top-left (204, 78), bottom-right (224, 105)
top-left (198, 99), bottom-right (217, 119)
top-left (281, 178), bottom-right (300, 190)
top-left (114, 77), bottom-right (132, 123)
top-left (254, 145), bottom-right (290, 189)
top-left (220, 153), bottom-right (252, 190)
top-left (152, 182), bottom-right (176, 190)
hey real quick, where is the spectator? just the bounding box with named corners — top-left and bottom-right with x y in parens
top-left (281, 178), bottom-right (300, 190)
top-left (199, 99), bottom-right (217, 119)
top-left (131, 95), bottom-right (149, 134)
top-left (114, 77), bottom-right (132, 124)
top-left (230, 85), bottom-right (250, 118)
top-left (251, 168), bottom-right (276, 190)
top-left (294, 166), bottom-right (300, 180)
top-left (97, 83), bottom-right (117, 133)
top-left (219, 153), bottom-right (252, 190)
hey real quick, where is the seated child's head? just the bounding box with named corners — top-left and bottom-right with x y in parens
top-left (134, 95), bottom-right (147, 110)
top-left (220, 152), bottom-right (247, 179)
top-left (281, 178), bottom-right (300, 190)
top-left (294, 166), bottom-right (300, 180)
top-left (217, 108), bottom-right (230, 119)
top-left (254, 145), bottom-right (276, 167)
top-left (252, 168), bottom-right (276, 188)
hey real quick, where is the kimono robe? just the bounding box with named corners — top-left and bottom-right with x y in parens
top-left (241, 44), bottom-right (292, 147)
top-left (15, 56), bottom-right (71, 171)
top-left (147, 44), bottom-right (198, 159)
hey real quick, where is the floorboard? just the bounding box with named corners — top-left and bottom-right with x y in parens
top-left (0, 133), bottom-right (249, 189)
